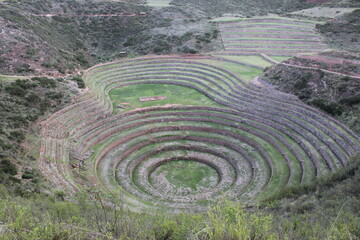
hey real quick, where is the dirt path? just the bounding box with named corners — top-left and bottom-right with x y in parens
top-left (0, 74), bottom-right (30, 79)
top-left (0, 72), bottom-right (79, 79)
top-left (259, 53), bottom-right (360, 79)
top-left (279, 62), bottom-right (360, 79)
top-left (251, 76), bottom-right (280, 90)
top-left (251, 76), bottom-right (263, 87)
top-left (31, 13), bottom-right (138, 17)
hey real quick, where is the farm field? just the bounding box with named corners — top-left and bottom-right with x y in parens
top-left (214, 17), bottom-right (327, 56)
top-left (38, 55), bottom-right (360, 212)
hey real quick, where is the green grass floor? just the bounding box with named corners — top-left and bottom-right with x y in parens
top-left (149, 160), bottom-right (219, 191)
top-left (109, 83), bottom-right (222, 114)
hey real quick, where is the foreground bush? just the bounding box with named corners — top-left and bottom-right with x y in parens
top-left (1, 181), bottom-right (359, 240)
top-left (0, 188), bottom-right (276, 240)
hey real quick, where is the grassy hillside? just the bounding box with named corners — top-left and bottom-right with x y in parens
top-left (0, 75), bottom-right (79, 196)
top-left (0, 0), bottom-right (220, 75)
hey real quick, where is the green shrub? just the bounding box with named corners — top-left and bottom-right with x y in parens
top-left (341, 76), bottom-right (350, 82)
top-left (51, 16), bottom-right (72, 23)
top-left (339, 95), bottom-right (360, 106)
top-left (123, 36), bottom-right (137, 46)
top-left (179, 46), bottom-right (198, 54)
top-left (337, 83), bottom-right (347, 92)
top-left (5, 85), bottom-right (27, 97)
top-left (45, 91), bottom-right (64, 100)
top-left (16, 63), bottom-right (34, 73)
top-left (25, 92), bottom-right (41, 103)
top-left (153, 218), bottom-right (177, 240)
top-left (212, 29), bottom-right (219, 38)
top-left (75, 53), bottom-right (89, 66)
top-left (0, 159), bottom-right (17, 175)
top-left (54, 190), bottom-right (66, 201)
top-left (26, 112), bottom-right (41, 122)
top-left (41, 61), bottom-right (53, 68)
top-left (180, 32), bottom-right (193, 42)
top-left (72, 75), bottom-right (85, 88)
top-left (40, 99), bottom-right (51, 113)
top-left (31, 77), bottom-right (57, 88)
top-left (297, 88), bottom-right (312, 100)
top-left (294, 77), bottom-right (308, 90)
top-left (201, 201), bottom-right (276, 239)
top-left (9, 115), bottom-right (28, 128)
top-left (0, 141), bottom-right (11, 151)
top-left (14, 79), bottom-right (33, 89)
top-left (195, 33), bottom-right (211, 43)
top-left (9, 130), bottom-right (25, 142)
top-left (310, 98), bottom-right (343, 116)
top-left (0, 57), bottom-right (6, 65)
top-left (153, 39), bottom-right (171, 53)
top-left (22, 170), bottom-right (33, 179)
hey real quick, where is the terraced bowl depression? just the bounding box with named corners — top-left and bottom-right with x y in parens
top-left (38, 55), bottom-right (360, 212)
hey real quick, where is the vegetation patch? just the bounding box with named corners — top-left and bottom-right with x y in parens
top-left (0, 75), bottom-right (75, 193)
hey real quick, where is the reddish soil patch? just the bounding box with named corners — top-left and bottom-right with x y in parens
top-left (33, 13), bottom-right (138, 17)
top-left (139, 96), bottom-right (167, 102)
top-left (306, 0), bottom-right (328, 3)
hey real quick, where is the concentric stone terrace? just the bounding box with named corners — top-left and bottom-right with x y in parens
top-left (38, 55), bottom-right (360, 212)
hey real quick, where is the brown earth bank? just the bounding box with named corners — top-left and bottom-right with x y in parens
top-left (286, 52), bottom-right (360, 76)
